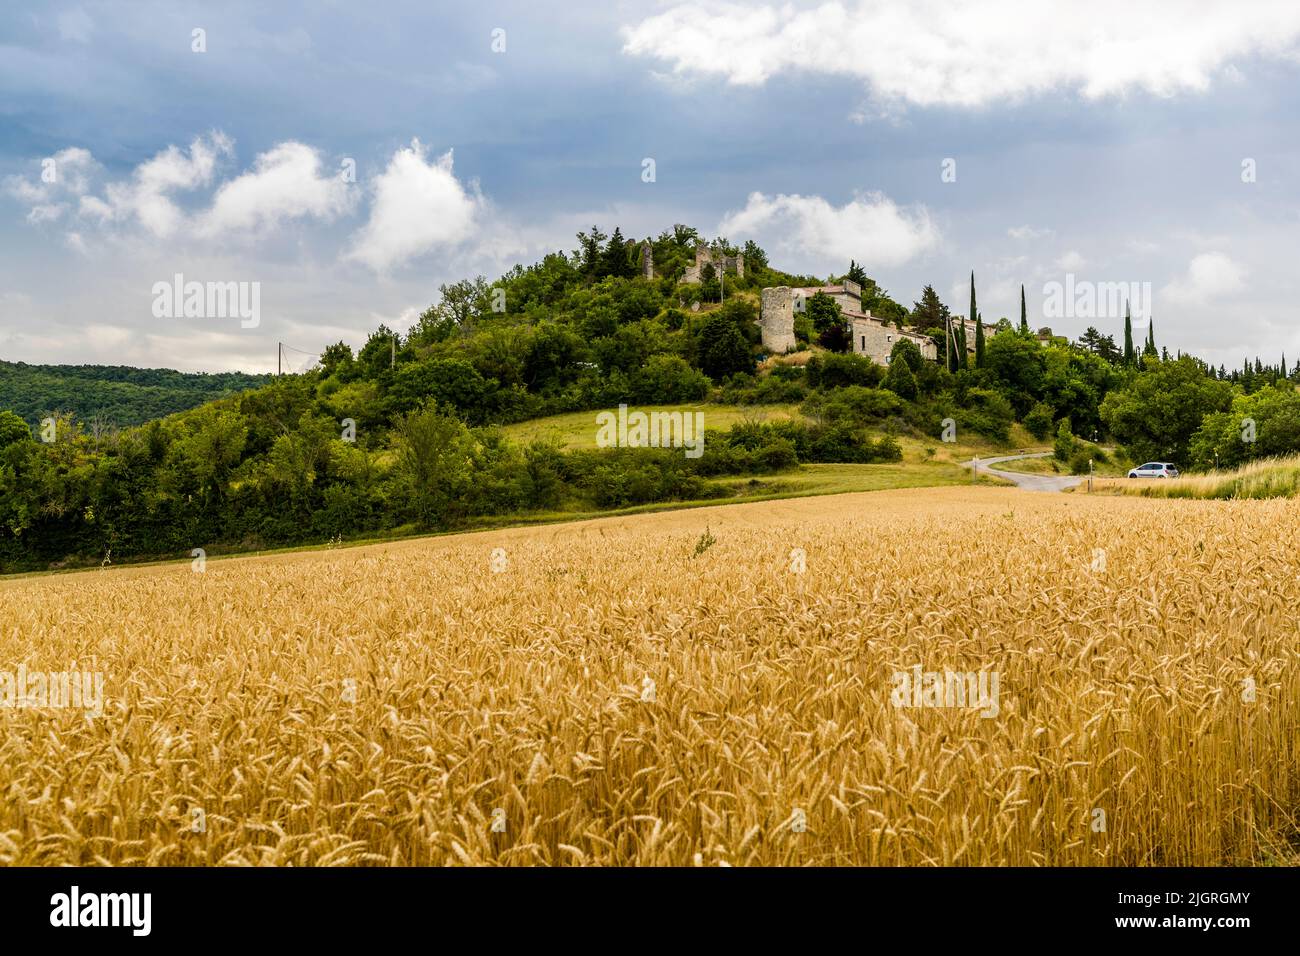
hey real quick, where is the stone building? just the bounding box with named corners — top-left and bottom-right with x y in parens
top-left (758, 280), bottom-right (938, 365)
top-left (683, 246), bottom-right (744, 284)
top-left (758, 287), bottom-right (797, 353)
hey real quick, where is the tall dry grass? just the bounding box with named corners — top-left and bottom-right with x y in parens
top-left (1101, 454), bottom-right (1300, 500)
top-left (0, 486), bottom-right (1295, 866)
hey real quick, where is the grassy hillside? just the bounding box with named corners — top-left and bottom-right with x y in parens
top-left (0, 360), bottom-right (269, 427)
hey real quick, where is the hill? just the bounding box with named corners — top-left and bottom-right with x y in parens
top-left (1, 222), bottom-right (1298, 573)
top-left (0, 360), bottom-right (269, 428)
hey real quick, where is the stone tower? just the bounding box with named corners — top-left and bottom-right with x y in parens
top-left (640, 240), bottom-right (654, 279)
top-left (759, 287), bottom-right (796, 353)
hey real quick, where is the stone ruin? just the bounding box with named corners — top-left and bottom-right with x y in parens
top-left (758, 280), bottom-right (939, 364)
top-left (683, 246), bottom-right (744, 284)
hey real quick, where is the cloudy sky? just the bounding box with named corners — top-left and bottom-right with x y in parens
top-left (3, 0), bottom-right (1300, 373)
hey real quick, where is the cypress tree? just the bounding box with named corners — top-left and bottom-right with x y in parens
top-left (1123, 302), bottom-right (1135, 366)
top-left (1019, 284), bottom-right (1029, 334)
top-left (1142, 316), bottom-right (1156, 358)
top-left (975, 315), bottom-right (986, 367)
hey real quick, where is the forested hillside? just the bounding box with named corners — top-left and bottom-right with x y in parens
top-left (0, 361), bottom-right (269, 427)
top-left (1, 224), bottom-right (1298, 573)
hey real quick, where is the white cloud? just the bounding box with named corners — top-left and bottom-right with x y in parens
top-left (10, 136), bottom-right (358, 247)
top-left (1055, 250), bottom-right (1087, 271)
top-left (99, 133), bottom-right (232, 237)
top-left (346, 139), bottom-right (482, 273)
top-left (622, 1), bottom-right (1300, 108)
top-left (4, 146), bottom-right (98, 216)
top-left (1008, 225), bottom-right (1052, 241)
top-left (198, 142), bottom-right (354, 237)
top-left (1162, 252), bottom-right (1246, 305)
top-left (27, 204), bottom-right (65, 225)
top-left (717, 190), bottom-right (938, 271)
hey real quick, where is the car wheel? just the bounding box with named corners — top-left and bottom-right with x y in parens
top-left (1128, 471), bottom-right (1137, 478)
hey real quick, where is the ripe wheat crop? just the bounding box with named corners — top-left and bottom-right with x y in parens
top-left (0, 487), bottom-right (1295, 866)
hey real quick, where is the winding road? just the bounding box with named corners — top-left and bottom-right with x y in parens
top-left (965, 452), bottom-right (1084, 492)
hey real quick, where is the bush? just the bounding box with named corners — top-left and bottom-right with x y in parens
top-left (955, 388), bottom-right (1015, 442)
top-left (1054, 419), bottom-right (1076, 461)
top-left (802, 386), bottom-right (902, 425)
top-left (882, 358), bottom-right (918, 400)
top-left (805, 353), bottom-right (883, 389)
top-left (1023, 402), bottom-right (1055, 440)
top-left (629, 354), bottom-right (710, 404)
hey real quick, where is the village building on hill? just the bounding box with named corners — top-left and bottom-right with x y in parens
top-left (759, 279), bottom-right (940, 365)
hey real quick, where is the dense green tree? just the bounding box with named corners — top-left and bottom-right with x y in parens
top-left (882, 354), bottom-right (918, 400)
top-left (523, 323), bottom-right (588, 391)
top-left (912, 285), bottom-right (949, 334)
top-left (1123, 303), bottom-right (1136, 366)
top-left (807, 291), bottom-right (841, 334)
top-left (1188, 384), bottom-right (1300, 468)
top-left (1054, 419), bottom-right (1075, 461)
top-left (0, 410), bottom-right (31, 447)
top-left (742, 240), bottom-right (768, 272)
top-left (319, 342), bottom-right (357, 381)
top-left (388, 358), bottom-right (494, 421)
top-left (602, 227), bottom-right (637, 279)
top-left (1023, 402), bottom-right (1055, 440)
top-left (393, 403), bottom-right (478, 527)
top-left (575, 226), bottom-right (608, 280)
top-left (889, 338), bottom-right (924, 373)
top-left (984, 331), bottom-right (1047, 416)
top-left (805, 353), bottom-right (883, 389)
top-left (1143, 318), bottom-right (1158, 358)
top-left (696, 312), bottom-right (754, 380)
top-left (1100, 356), bottom-right (1233, 464)
top-left (1079, 327), bottom-right (1121, 364)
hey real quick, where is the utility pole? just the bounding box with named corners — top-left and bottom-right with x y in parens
top-left (391, 333), bottom-right (396, 368)
top-left (277, 342), bottom-right (281, 376)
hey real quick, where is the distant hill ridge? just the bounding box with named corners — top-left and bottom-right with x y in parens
top-left (0, 359), bottom-right (270, 428)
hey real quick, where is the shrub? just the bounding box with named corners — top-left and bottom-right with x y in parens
top-left (1054, 419), bottom-right (1076, 461)
top-left (1023, 402), bottom-right (1055, 441)
top-left (805, 353), bottom-right (883, 389)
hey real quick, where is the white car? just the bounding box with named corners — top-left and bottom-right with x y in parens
top-left (1128, 462), bottom-right (1180, 479)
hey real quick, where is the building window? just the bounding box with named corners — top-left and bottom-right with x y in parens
top-left (860, 335), bottom-right (866, 351)
top-left (887, 334), bottom-right (893, 342)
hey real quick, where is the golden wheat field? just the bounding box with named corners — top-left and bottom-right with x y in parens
top-left (0, 486), bottom-right (1296, 866)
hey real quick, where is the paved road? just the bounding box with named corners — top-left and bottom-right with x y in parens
top-left (965, 451), bottom-right (1084, 492)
